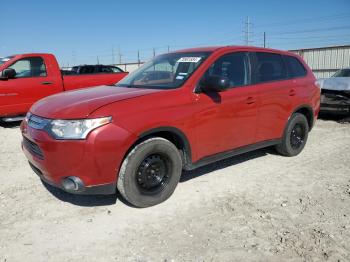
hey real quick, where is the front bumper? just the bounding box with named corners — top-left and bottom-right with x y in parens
top-left (28, 161), bottom-right (116, 194)
top-left (320, 90), bottom-right (350, 114)
top-left (21, 118), bottom-right (137, 195)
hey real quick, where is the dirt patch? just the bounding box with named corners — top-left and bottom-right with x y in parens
top-left (0, 119), bottom-right (349, 261)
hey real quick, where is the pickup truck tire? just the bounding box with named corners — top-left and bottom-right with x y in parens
top-left (117, 137), bottom-right (182, 208)
top-left (276, 113), bottom-right (309, 157)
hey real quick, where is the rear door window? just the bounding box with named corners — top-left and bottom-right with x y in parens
top-left (284, 55), bottom-right (307, 78)
top-left (79, 66), bottom-right (95, 74)
top-left (110, 66), bottom-right (122, 73)
top-left (98, 66), bottom-right (114, 73)
top-left (255, 52), bottom-right (287, 83)
top-left (8, 57), bottom-right (47, 78)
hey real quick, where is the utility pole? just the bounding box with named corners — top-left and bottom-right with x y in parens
top-left (118, 46), bottom-right (122, 64)
top-left (263, 32), bottom-right (266, 48)
top-left (153, 48), bottom-right (156, 58)
top-left (112, 46), bottom-right (115, 65)
top-left (243, 17), bottom-right (253, 46)
top-left (71, 50), bottom-right (76, 66)
top-left (167, 45), bottom-right (170, 53)
top-left (97, 56), bottom-right (99, 64)
top-left (137, 50), bottom-right (140, 66)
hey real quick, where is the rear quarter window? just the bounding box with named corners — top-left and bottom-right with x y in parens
top-left (284, 55), bottom-right (307, 78)
top-left (255, 52), bottom-right (287, 83)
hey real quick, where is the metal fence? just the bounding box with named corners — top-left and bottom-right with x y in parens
top-left (290, 45), bottom-right (350, 78)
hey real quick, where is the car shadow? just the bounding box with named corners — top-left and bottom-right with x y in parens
top-left (319, 112), bottom-right (350, 123)
top-left (0, 121), bottom-right (22, 128)
top-left (180, 147), bottom-right (274, 182)
top-left (42, 181), bottom-right (118, 207)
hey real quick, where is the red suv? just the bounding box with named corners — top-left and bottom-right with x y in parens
top-left (21, 46), bottom-right (320, 207)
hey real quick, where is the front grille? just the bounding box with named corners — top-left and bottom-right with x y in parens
top-left (28, 114), bottom-right (50, 130)
top-left (23, 137), bottom-right (44, 159)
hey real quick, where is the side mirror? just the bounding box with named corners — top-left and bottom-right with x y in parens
top-left (1, 68), bottom-right (16, 79)
top-left (200, 75), bottom-right (230, 93)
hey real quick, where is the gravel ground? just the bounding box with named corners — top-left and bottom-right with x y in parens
top-left (0, 116), bottom-right (349, 262)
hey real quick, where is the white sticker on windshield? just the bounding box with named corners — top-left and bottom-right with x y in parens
top-left (177, 57), bottom-right (201, 63)
top-left (176, 75), bottom-right (184, 80)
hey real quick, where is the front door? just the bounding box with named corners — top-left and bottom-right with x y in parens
top-left (0, 56), bottom-right (60, 116)
top-left (193, 52), bottom-right (259, 160)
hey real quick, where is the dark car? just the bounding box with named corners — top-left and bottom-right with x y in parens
top-left (317, 68), bottom-right (350, 114)
top-left (69, 65), bottom-right (124, 75)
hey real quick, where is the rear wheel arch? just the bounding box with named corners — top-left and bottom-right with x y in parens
top-left (292, 105), bottom-right (314, 130)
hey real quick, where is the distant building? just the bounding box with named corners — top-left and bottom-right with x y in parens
top-left (290, 45), bottom-right (350, 78)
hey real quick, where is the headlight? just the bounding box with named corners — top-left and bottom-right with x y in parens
top-left (24, 112), bottom-right (32, 123)
top-left (48, 117), bottom-right (112, 140)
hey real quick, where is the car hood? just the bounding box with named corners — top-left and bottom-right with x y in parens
top-left (31, 85), bottom-right (161, 119)
top-left (317, 77), bottom-right (350, 91)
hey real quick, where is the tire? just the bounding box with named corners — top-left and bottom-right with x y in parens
top-left (117, 137), bottom-right (182, 207)
top-left (275, 113), bottom-right (309, 157)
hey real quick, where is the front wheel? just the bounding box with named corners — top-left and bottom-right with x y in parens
top-left (276, 113), bottom-right (309, 157)
top-left (117, 137), bottom-right (182, 207)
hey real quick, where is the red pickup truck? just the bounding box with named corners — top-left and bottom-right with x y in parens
top-left (0, 53), bottom-right (128, 121)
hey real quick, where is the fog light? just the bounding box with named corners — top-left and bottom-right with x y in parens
top-left (62, 177), bottom-right (84, 192)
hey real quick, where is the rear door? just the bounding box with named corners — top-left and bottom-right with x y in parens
top-left (0, 56), bottom-right (62, 116)
top-left (193, 52), bottom-right (259, 158)
top-left (251, 52), bottom-right (294, 142)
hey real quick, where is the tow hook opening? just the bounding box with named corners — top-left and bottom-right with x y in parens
top-left (61, 177), bottom-right (85, 192)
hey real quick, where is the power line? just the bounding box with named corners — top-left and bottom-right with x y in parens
top-left (254, 12), bottom-right (350, 29)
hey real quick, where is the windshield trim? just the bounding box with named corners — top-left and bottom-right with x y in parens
top-left (116, 51), bottom-right (212, 90)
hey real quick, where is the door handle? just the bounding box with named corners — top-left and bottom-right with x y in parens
top-left (41, 81), bottom-right (53, 85)
top-left (289, 89), bottom-right (296, 96)
top-left (246, 97), bottom-right (255, 104)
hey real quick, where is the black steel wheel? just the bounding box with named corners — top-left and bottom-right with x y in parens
top-left (276, 113), bottom-right (309, 157)
top-left (290, 123), bottom-right (306, 150)
top-left (117, 137), bottom-right (182, 207)
top-left (136, 154), bottom-right (171, 194)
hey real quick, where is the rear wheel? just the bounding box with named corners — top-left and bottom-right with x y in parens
top-left (117, 137), bottom-right (182, 207)
top-left (276, 113), bottom-right (309, 156)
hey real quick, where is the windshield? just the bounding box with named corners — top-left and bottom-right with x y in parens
top-left (0, 56), bottom-right (14, 65)
top-left (333, 68), bottom-right (350, 77)
top-left (116, 52), bottom-right (211, 89)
